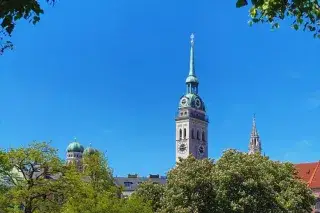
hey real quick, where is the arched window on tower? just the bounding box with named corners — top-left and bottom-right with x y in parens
top-left (179, 129), bottom-right (182, 139)
top-left (192, 129), bottom-right (194, 139)
top-left (197, 130), bottom-right (200, 140)
top-left (183, 128), bottom-right (186, 139)
top-left (202, 131), bottom-right (205, 142)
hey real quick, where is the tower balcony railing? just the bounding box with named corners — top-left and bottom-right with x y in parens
top-left (175, 111), bottom-right (209, 122)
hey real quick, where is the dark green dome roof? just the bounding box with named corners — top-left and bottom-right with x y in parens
top-left (83, 146), bottom-right (98, 155)
top-left (66, 138), bottom-right (84, 153)
top-left (179, 93), bottom-right (206, 111)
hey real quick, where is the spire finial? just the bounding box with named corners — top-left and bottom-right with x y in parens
top-left (190, 33), bottom-right (195, 45)
top-left (89, 142), bottom-right (92, 147)
top-left (74, 137), bottom-right (77, 142)
top-left (251, 113), bottom-right (258, 136)
top-left (189, 33), bottom-right (195, 77)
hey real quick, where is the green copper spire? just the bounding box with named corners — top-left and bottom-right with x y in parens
top-left (189, 33), bottom-right (195, 76)
top-left (186, 33), bottom-right (199, 94)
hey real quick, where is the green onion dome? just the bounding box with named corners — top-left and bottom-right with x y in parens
top-left (66, 138), bottom-right (84, 153)
top-left (83, 145), bottom-right (98, 155)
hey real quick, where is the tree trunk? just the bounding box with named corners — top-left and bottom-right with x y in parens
top-left (24, 201), bottom-right (32, 213)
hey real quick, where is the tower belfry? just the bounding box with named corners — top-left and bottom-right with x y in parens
top-left (175, 34), bottom-right (209, 162)
top-left (248, 114), bottom-right (262, 154)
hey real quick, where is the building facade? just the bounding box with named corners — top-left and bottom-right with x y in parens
top-left (114, 174), bottom-right (167, 197)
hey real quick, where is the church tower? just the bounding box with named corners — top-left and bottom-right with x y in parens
top-left (248, 114), bottom-right (262, 154)
top-left (66, 137), bottom-right (84, 168)
top-left (175, 34), bottom-right (209, 162)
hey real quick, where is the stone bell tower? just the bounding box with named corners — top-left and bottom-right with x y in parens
top-left (175, 34), bottom-right (209, 163)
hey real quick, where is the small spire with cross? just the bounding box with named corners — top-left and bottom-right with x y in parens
top-left (190, 33), bottom-right (195, 45)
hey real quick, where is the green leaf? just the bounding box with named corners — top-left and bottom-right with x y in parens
top-left (293, 24), bottom-right (299, 30)
top-left (236, 0), bottom-right (248, 8)
top-left (250, 8), bottom-right (257, 18)
top-left (251, 0), bottom-right (264, 6)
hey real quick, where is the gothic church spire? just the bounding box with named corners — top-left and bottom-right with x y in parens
top-left (248, 114), bottom-right (262, 154)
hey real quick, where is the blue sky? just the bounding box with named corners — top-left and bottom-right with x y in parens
top-left (1, 0), bottom-right (320, 176)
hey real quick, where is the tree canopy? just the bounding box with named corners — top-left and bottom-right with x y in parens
top-left (135, 150), bottom-right (315, 213)
top-left (0, 142), bottom-right (315, 213)
top-left (0, 0), bottom-right (56, 54)
top-left (133, 181), bottom-right (165, 212)
top-left (236, 0), bottom-right (320, 38)
top-left (0, 142), bottom-right (67, 213)
top-left (213, 150), bottom-right (315, 213)
top-left (0, 142), bottom-right (153, 213)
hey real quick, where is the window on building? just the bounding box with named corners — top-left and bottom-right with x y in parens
top-left (179, 129), bottom-right (182, 139)
top-left (183, 128), bottom-right (186, 139)
top-left (197, 130), bottom-right (200, 140)
top-left (192, 129), bottom-right (194, 139)
top-left (202, 131), bottom-right (205, 142)
top-left (124, 182), bottom-right (133, 188)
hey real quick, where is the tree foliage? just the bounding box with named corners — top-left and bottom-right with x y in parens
top-left (0, 0), bottom-right (56, 54)
top-left (0, 141), bottom-right (67, 213)
top-left (0, 142), bottom-right (153, 213)
top-left (61, 151), bottom-right (152, 213)
top-left (61, 151), bottom-right (120, 213)
top-left (158, 157), bottom-right (217, 213)
top-left (82, 151), bottom-right (114, 192)
top-left (139, 150), bottom-right (315, 213)
top-left (236, 0), bottom-right (320, 38)
top-left (213, 150), bottom-right (315, 213)
top-left (1, 142), bottom-right (315, 213)
top-left (133, 181), bottom-right (165, 212)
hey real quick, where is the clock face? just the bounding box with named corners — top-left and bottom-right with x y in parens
top-left (178, 143), bottom-right (187, 154)
top-left (198, 145), bottom-right (205, 156)
top-left (195, 98), bottom-right (201, 108)
top-left (181, 98), bottom-right (187, 106)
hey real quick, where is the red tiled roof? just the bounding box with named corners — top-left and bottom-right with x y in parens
top-left (295, 161), bottom-right (320, 189)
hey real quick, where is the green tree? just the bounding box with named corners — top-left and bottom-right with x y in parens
top-left (61, 151), bottom-right (118, 213)
top-left (61, 151), bottom-right (152, 213)
top-left (236, 0), bottom-right (320, 38)
top-left (119, 196), bottom-right (153, 213)
top-left (214, 149), bottom-right (315, 213)
top-left (158, 156), bottom-right (217, 213)
top-left (82, 151), bottom-right (115, 192)
top-left (133, 181), bottom-right (165, 212)
top-left (0, 0), bottom-right (56, 54)
top-left (0, 141), bottom-right (68, 213)
top-left (157, 151), bottom-right (315, 213)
